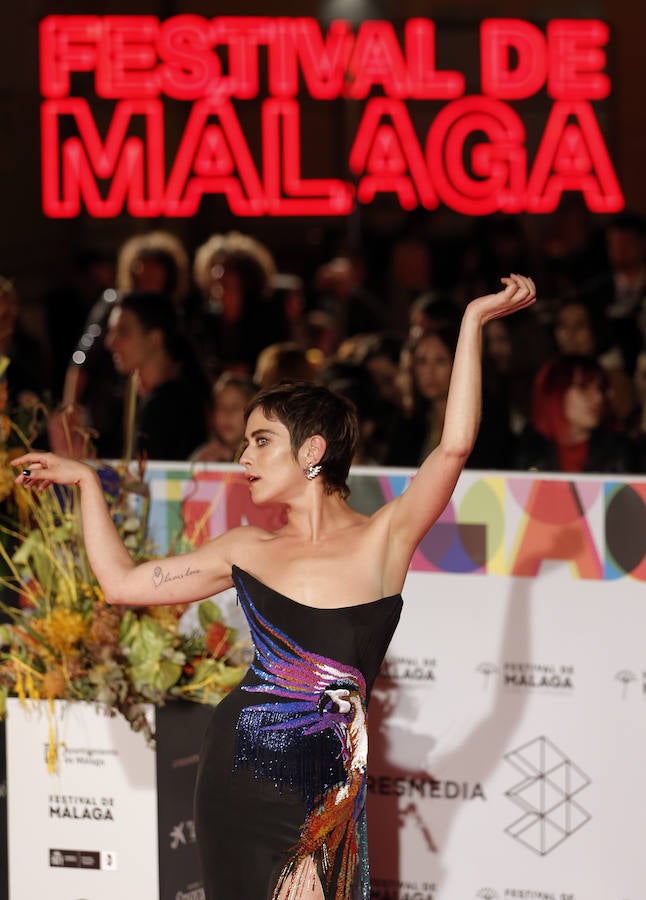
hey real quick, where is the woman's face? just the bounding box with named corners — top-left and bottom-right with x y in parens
top-left (554, 305), bottom-right (596, 356)
top-left (239, 407), bottom-right (304, 505)
top-left (563, 375), bottom-right (604, 436)
top-left (411, 333), bottom-right (453, 402)
top-left (106, 307), bottom-right (153, 375)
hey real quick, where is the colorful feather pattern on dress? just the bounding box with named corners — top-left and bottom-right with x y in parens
top-left (234, 573), bottom-right (370, 900)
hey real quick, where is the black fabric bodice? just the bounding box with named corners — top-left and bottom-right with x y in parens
top-left (194, 565), bottom-right (402, 900)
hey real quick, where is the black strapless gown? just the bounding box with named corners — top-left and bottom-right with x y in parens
top-left (194, 565), bottom-right (402, 900)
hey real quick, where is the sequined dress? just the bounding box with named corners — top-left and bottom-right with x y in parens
top-left (194, 565), bottom-right (403, 900)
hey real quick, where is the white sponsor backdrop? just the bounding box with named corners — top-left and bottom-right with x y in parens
top-left (364, 470), bottom-right (646, 900)
top-left (4, 466), bottom-right (646, 900)
top-left (5, 698), bottom-right (158, 900)
top-left (368, 572), bottom-right (644, 900)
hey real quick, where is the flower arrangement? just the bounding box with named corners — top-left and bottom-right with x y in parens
top-left (0, 361), bottom-right (248, 754)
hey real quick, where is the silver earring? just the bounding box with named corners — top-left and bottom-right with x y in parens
top-left (304, 463), bottom-right (322, 480)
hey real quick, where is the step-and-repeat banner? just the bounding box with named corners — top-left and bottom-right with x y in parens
top-left (6, 463), bottom-right (646, 899)
top-left (4, 698), bottom-right (213, 900)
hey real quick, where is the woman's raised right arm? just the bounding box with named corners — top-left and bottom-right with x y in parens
top-left (11, 452), bottom-right (236, 606)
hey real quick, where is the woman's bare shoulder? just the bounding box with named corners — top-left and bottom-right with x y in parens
top-left (206, 524), bottom-right (278, 553)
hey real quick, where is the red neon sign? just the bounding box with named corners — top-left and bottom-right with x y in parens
top-left (39, 15), bottom-right (624, 218)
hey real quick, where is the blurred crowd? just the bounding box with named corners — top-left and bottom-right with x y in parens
top-left (3, 201), bottom-right (646, 475)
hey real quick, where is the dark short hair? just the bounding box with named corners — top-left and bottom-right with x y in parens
top-left (118, 290), bottom-right (211, 402)
top-left (118, 291), bottom-right (181, 356)
top-left (245, 381), bottom-right (359, 498)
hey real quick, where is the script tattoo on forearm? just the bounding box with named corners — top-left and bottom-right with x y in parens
top-left (152, 564), bottom-right (201, 589)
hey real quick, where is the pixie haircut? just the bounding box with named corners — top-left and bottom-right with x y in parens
top-left (245, 381), bottom-right (359, 499)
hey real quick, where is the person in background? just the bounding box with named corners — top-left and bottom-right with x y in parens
top-left (623, 350), bottom-right (646, 470)
top-left (454, 215), bottom-right (535, 313)
top-left (551, 296), bottom-right (635, 424)
top-left (192, 231), bottom-right (278, 378)
top-left (0, 277), bottom-right (48, 410)
top-left (266, 273), bottom-right (310, 350)
top-left (387, 323), bottom-right (514, 469)
top-left (313, 252), bottom-right (388, 341)
top-left (513, 355), bottom-right (635, 473)
top-left (254, 342), bottom-right (318, 391)
top-left (483, 305), bottom-right (553, 439)
top-left (302, 309), bottom-right (341, 364)
top-left (584, 211), bottom-right (646, 378)
top-left (335, 332), bottom-right (405, 464)
top-left (58, 230), bottom-right (193, 459)
top-left (317, 358), bottom-right (384, 465)
top-left (384, 232), bottom-right (436, 335)
top-left (104, 291), bottom-right (210, 462)
top-left (115, 230), bottom-right (192, 310)
top-left (408, 291), bottom-right (461, 343)
top-left (191, 373), bottom-right (258, 464)
top-left (536, 194), bottom-right (606, 325)
top-left (337, 332), bottom-right (403, 409)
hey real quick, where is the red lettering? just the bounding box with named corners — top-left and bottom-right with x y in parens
top-left (267, 19), bottom-right (353, 100)
top-left (40, 15), bottom-right (100, 98)
top-left (158, 15), bottom-right (220, 100)
top-left (41, 98), bottom-right (164, 217)
top-left (294, 19), bottom-right (353, 100)
top-left (262, 99), bottom-right (354, 215)
top-left (404, 19), bottom-right (465, 99)
top-left (349, 99), bottom-right (437, 209)
top-left (481, 18), bottom-right (547, 99)
top-left (210, 17), bottom-right (275, 99)
top-left (526, 100), bottom-right (624, 213)
top-left (547, 19), bottom-right (610, 100)
top-left (427, 96), bottom-right (526, 215)
top-left (267, 19), bottom-right (297, 98)
top-left (95, 16), bottom-right (159, 98)
top-left (38, 14), bottom-right (625, 219)
top-left (345, 22), bottom-right (409, 99)
top-left (165, 99), bottom-right (265, 216)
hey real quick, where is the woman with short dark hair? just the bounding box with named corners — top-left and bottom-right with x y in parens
top-left (14, 274), bottom-right (535, 900)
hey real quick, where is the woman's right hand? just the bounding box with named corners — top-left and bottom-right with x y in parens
top-left (11, 451), bottom-right (97, 491)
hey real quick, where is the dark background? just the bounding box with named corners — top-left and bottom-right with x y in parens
top-left (0, 0), bottom-right (643, 331)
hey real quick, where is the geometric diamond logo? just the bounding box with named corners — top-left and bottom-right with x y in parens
top-left (504, 736), bottom-right (591, 855)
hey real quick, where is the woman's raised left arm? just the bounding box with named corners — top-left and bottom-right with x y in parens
top-left (385, 274), bottom-right (536, 560)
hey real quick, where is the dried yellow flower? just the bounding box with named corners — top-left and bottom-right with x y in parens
top-left (38, 608), bottom-right (87, 658)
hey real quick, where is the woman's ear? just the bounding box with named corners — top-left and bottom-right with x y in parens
top-left (302, 434), bottom-right (326, 466)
